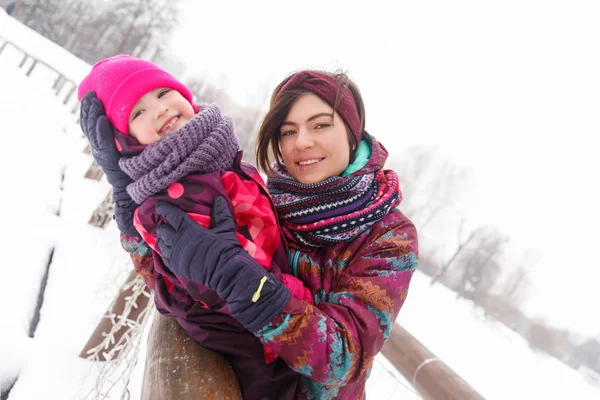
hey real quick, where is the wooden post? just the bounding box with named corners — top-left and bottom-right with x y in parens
top-left (79, 270), bottom-right (150, 361)
top-left (25, 58), bottom-right (37, 77)
top-left (72, 100), bottom-right (80, 115)
top-left (53, 74), bottom-right (64, 91)
top-left (84, 159), bottom-right (106, 181)
top-left (140, 314), bottom-right (242, 400)
top-left (54, 74), bottom-right (67, 95)
top-left (63, 84), bottom-right (76, 105)
top-left (18, 53), bottom-right (28, 68)
top-left (88, 189), bottom-right (114, 229)
top-left (0, 40), bottom-right (8, 56)
top-left (381, 324), bottom-right (486, 400)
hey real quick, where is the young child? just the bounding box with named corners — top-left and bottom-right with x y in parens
top-left (77, 55), bottom-right (308, 399)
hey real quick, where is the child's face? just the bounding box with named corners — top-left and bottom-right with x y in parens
top-left (128, 87), bottom-right (195, 144)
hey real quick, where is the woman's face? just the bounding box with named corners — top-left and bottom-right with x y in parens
top-left (279, 93), bottom-right (351, 184)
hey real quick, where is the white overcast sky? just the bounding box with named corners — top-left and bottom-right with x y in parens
top-left (170, 0), bottom-right (600, 337)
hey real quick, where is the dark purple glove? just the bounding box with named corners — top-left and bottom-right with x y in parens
top-left (80, 91), bottom-right (139, 237)
top-left (155, 197), bottom-right (291, 332)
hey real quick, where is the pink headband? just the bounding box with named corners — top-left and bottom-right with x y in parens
top-left (276, 71), bottom-right (362, 142)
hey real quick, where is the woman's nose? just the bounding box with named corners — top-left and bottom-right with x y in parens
top-left (294, 129), bottom-right (314, 150)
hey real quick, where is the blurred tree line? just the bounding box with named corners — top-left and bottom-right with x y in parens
top-left (1, 0), bottom-right (180, 64)
top-left (389, 146), bottom-right (599, 374)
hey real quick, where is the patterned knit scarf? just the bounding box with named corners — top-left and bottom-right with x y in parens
top-left (267, 166), bottom-right (401, 248)
top-left (119, 104), bottom-right (239, 204)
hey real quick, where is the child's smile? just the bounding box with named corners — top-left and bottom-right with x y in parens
top-left (159, 115), bottom-right (183, 136)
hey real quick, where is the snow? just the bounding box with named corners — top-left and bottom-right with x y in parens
top-left (1, 10), bottom-right (600, 400)
top-left (0, 11), bottom-right (90, 83)
top-left (400, 277), bottom-right (600, 399)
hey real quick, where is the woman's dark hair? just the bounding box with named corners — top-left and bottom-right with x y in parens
top-left (255, 70), bottom-right (366, 176)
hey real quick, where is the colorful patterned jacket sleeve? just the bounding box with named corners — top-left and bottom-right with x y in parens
top-left (120, 233), bottom-right (156, 290)
top-left (255, 214), bottom-right (418, 386)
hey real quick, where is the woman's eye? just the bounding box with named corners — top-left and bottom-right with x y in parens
top-left (280, 130), bottom-right (296, 137)
top-left (315, 123), bottom-right (330, 129)
top-left (158, 89), bottom-right (170, 98)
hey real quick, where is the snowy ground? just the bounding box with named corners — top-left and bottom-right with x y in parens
top-left (2, 11), bottom-right (600, 400)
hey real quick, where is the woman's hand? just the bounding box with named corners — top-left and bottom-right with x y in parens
top-left (155, 197), bottom-right (291, 331)
top-left (80, 91), bottom-right (139, 237)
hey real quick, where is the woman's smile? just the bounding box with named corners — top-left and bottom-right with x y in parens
top-left (296, 157), bottom-right (325, 169)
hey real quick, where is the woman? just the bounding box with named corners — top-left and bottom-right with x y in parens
top-left (83, 70), bottom-right (418, 399)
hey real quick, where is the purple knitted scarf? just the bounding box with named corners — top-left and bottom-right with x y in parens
top-left (267, 165), bottom-right (401, 248)
top-left (119, 104), bottom-right (239, 204)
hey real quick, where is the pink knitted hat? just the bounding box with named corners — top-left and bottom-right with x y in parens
top-left (77, 55), bottom-right (196, 134)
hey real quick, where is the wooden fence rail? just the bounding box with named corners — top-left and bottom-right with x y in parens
top-left (81, 270), bottom-right (486, 399)
top-left (0, 36), bottom-right (80, 114)
top-left (382, 324), bottom-right (485, 399)
top-left (140, 314), bottom-right (242, 400)
top-left (138, 318), bottom-right (485, 400)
